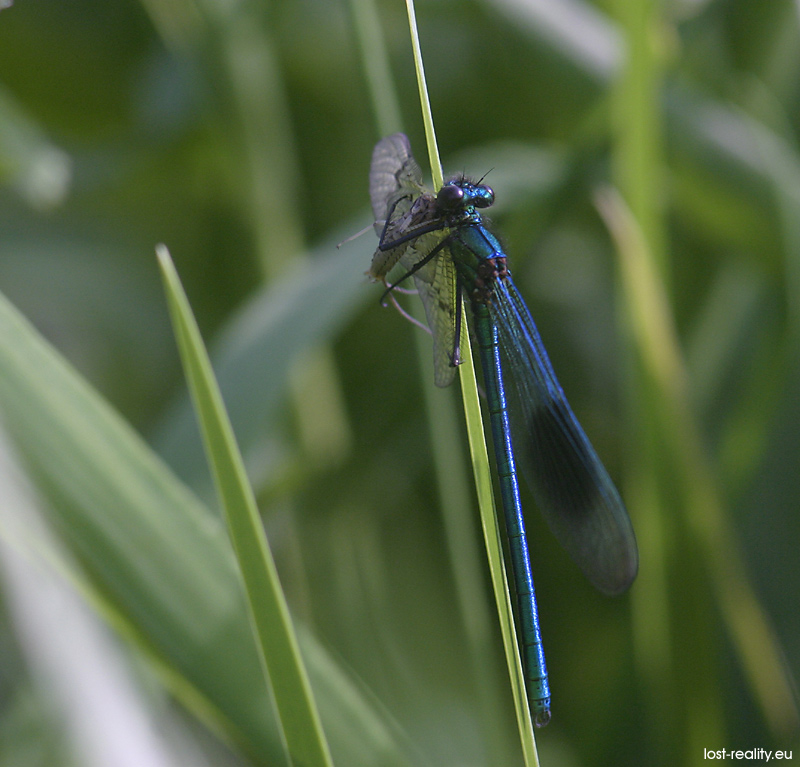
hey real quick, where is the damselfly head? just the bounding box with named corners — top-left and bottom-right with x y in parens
top-left (437, 179), bottom-right (495, 212)
top-left (471, 184), bottom-right (494, 209)
top-left (436, 182), bottom-right (465, 210)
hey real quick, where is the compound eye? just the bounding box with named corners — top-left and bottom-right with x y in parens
top-left (437, 183), bottom-right (464, 210)
top-left (474, 185), bottom-right (495, 209)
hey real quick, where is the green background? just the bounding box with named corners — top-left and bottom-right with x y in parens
top-left (0, 0), bottom-right (798, 765)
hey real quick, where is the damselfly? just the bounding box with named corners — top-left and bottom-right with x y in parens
top-left (368, 133), bottom-right (638, 725)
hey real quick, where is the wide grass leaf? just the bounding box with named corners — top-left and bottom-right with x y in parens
top-left (157, 245), bottom-right (332, 767)
top-left (0, 284), bottom-right (414, 766)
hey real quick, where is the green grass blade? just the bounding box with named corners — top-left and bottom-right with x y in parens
top-left (153, 220), bottom-right (373, 491)
top-left (0, 265), bottom-right (415, 765)
top-left (457, 332), bottom-right (540, 767)
top-left (0, 285), bottom-right (284, 760)
top-left (404, 0), bottom-right (443, 191)
top-left (404, 2), bottom-right (539, 758)
top-left (350, 2), bottom-right (519, 758)
top-left (156, 245), bottom-right (334, 767)
top-left (404, 6), bottom-right (538, 760)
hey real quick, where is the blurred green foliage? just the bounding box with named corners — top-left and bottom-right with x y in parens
top-left (0, 0), bottom-right (799, 765)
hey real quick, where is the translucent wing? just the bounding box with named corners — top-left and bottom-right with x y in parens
top-left (410, 253), bottom-right (458, 388)
top-left (490, 276), bottom-right (638, 595)
top-left (369, 132), bottom-right (425, 225)
top-left (369, 134), bottom-right (458, 388)
top-left (370, 134), bottom-right (437, 280)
